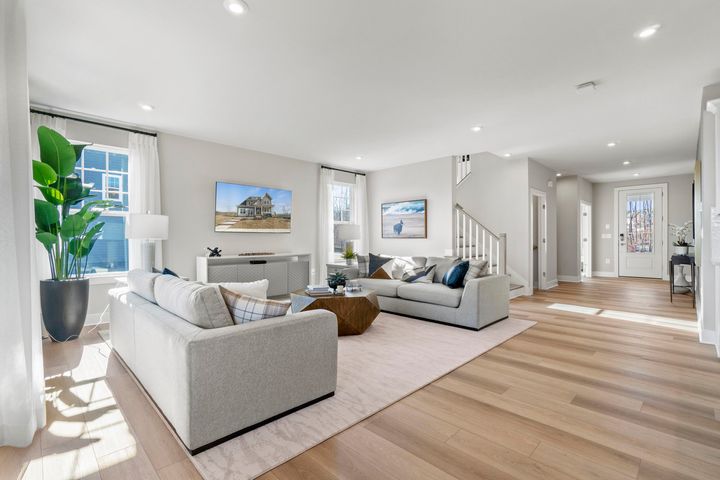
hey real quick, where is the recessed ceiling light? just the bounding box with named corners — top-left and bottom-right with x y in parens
top-left (635, 24), bottom-right (661, 39)
top-left (138, 103), bottom-right (154, 111)
top-left (471, 125), bottom-right (483, 133)
top-left (503, 153), bottom-right (512, 158)
top-left (607, 142), bottom-right (617, 148)
top-left (556, 173), bottom-right (562, 177)
top-left (355, 156), bottom-right (363, 161)
top-left (623, 160), bottom-right (631, 165)
top-left (223, 0), bottom-right (249, 15)
top-left (633, 173), bottom-right (640, 177)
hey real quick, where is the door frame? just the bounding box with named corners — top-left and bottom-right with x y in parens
top-left (529, 188), bottom-right (548, 294)
top-left (613, 183), bottom-right (669, 280)
top-left (580, 201), bottom-right (592, 280)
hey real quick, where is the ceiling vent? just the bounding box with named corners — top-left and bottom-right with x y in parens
top-left (575, 81), bottom-right (597, 94)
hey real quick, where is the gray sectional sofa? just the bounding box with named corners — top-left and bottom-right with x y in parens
top-left (345, 255), bottom-right (510, 330)
top-left (109, 271), bottom-right (338, 454)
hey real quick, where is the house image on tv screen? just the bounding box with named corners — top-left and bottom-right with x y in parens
top-left (236, 193), bottom-right (274, 218)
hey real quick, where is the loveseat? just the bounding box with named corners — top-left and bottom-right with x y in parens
top-left (343, 255), bottom-right (509, 330)
top-left (109, 270), bottom-right (338, 454)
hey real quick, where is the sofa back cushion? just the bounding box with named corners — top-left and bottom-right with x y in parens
top-left (127, 270), bottom-right (161, 303)
top-left (427, 256), bottom-right (461, 283)
top-left (154, 275), bottom-right (233, 329)
top-left (218, 287), bottom-right (290, 324)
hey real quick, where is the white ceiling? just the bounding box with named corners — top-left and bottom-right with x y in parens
top-left (26, 0), bottom-right (720, 181)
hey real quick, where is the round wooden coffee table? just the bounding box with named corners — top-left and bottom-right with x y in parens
top-left (290, 289), bottom-right (381, 336)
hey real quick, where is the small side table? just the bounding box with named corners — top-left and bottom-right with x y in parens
top-left (669, 255), bottom-right (695, 308)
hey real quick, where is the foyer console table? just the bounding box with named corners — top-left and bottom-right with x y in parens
top-left (197, 253), bottom-right (311, 297)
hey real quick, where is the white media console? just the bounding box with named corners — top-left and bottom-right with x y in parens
top-left (196, 253), bottom-right (312, 297)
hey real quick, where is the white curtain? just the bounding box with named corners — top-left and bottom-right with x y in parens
top-left (0, 0), bottom-right (46, 447)
top-left (316, 168), bottom-right (335, 283)
top-left (354, 174), bottom-right (370, 255)
top-left (128, 133), bottom-right (162, 270)
top-left (30, 112), bottom-right (67, 282)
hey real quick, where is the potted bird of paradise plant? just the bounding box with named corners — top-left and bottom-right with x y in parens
top-left (33, 126), bottom-right (117, 341)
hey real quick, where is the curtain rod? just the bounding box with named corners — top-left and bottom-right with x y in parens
top-left (30, 108), bottom-right (158, 137)
top-left (321, 165), bottom-right (366, 176)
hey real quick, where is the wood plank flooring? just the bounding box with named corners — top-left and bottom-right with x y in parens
top-left (2, 277), bottom-right (715, 480)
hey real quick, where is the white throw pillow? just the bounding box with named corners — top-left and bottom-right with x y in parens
top-left (211, 279), bottom-right (269, 299)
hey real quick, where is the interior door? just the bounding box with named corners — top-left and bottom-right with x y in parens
top-left (581, 203), bottom-right (591, 280)
top-left (618, 187), bottom-right (663, 278)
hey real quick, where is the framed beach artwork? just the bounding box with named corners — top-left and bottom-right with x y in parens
top-left (381, 199), bottom-right (427, 238)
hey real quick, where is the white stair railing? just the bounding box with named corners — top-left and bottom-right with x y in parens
top-left (454, 203), bottom-right (507, 275)
top-left (455, 154), bottom-right (472, 185)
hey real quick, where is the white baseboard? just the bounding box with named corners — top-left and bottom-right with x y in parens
top-left (592, 271), bottom-right (617, 278)
top-left (509, 288), bottom-right (525, 300)
top-left (558, 275), bottom-right (581, 283)
top-left (544, 279), bottom-right (558, 289)
top-left (699, 328), bottom-right (716, 344)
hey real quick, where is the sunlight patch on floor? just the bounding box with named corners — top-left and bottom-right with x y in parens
top-left (547, 303), bottom-right (697, 332)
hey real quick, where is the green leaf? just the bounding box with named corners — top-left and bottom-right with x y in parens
top-left (82, 222), bottom-right (104, 248)
top-left (34, 199), bottom-right (59, 232)
top-left (32, 160), bottom-right (57, 186)
top-left (36, 232), bottom-right (58, 251)
top-left (54, 175), bottom-right (84, 203)
top-left (59, 213), bottom-right (87, 240)
top-left (36, 186), bottom-right (64, 205)
top-left (37, 126), bottom-right (77, 177)
top-left (72, 143), bottom-right (89, 161)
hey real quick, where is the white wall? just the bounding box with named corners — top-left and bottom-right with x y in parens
top-left (454, 153), bottom-right (531, 285)
top-left (556, 176), bottom-right (580, 280)
top-left (592, 174), bottom-right (694, 276)
top-left (528, 159), bottom-right (558, 285)
top-left (367, 157), bottom-right (453, 256)
top-left (158, 133), bottom-right (320, 279)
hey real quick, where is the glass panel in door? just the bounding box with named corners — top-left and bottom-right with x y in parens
top-left (626, 193), bottom-right (654, 253)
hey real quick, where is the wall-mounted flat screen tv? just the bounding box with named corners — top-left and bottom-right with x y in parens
top-left (215, 182), bottom-right (292, 233)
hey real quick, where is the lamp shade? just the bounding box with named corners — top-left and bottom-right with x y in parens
top-left (125, 214), bottom-right (169, 240)
top-left (336, 223), bottom-right (361, 241)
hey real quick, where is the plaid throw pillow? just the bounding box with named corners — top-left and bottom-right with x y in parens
top-left (219, 286), bottom-right (290, 324)
top-left (356, 255), bottom-right (369, 278)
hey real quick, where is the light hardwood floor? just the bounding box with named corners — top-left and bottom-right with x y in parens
top-left (2, 278), bottom-right (714, 480)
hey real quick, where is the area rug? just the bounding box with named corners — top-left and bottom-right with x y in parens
top-left (191, 313), bottom-right (535, 479)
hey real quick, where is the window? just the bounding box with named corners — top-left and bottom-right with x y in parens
top-left (332, 183), bottom-right (354, 257)
top-left (73, 145), bottom-right (129, 274)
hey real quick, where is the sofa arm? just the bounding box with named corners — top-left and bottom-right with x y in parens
top-left (184, 310), bottom-right (338, 451)
top-left (458, 275), bottom-right (510, 329)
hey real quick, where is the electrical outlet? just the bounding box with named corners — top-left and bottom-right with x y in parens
top-left (605, 258), bottom-right (611, 265)
top-left (605, 224), bottom-right (610, 230)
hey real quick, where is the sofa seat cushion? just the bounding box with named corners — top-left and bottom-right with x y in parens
top-left (397, 283), bottom-right (463, 308)
top-left (357, 278), bottom-right (404, 297)
top-left (154, 275), bottom-right (233, 329)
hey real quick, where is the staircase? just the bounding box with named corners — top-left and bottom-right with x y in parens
top-left (456, 154), bottom-right (472, 185)
top-left (453, 203), bottom-right (524, 298)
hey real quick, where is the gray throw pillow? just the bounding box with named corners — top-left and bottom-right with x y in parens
top-left (464, 259), bottom-right (490, 285)
top-left (356, 255), bottom-right (369, 278)
top-left (154, 275), bottom-right (233, 329)
top-left (427, 256), bottom-right (461, 283)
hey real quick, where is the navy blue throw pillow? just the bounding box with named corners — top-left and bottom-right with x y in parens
top-left (442, 261), bottom-right (469, 288)
top-left (162, 267), bottom-right (179, 277)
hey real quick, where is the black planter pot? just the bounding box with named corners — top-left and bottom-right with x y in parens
top-left (40, 279), bottom-right (90, 342)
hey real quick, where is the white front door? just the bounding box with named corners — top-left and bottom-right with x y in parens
top-left (618, 187), bottom-right (664, 278)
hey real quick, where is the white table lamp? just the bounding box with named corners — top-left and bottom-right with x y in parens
top-left (126, 213), bottom-right (169, 272)
top-left (336, 223), bottom-right (361, 254)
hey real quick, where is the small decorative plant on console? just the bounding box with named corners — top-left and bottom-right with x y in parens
top-left (327, 271), bottom-right (348, 294)
top-left (670, 221), bottom-right (693, 255)
top-left (341, 245), bottom-right (357, 265)
top-left (33, 126), bottom-right (118, 341)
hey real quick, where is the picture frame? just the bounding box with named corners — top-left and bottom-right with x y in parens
top-left (381, 199), bottom-right (427, 239)
top-left (214, 181), bottom-right (293, 233)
